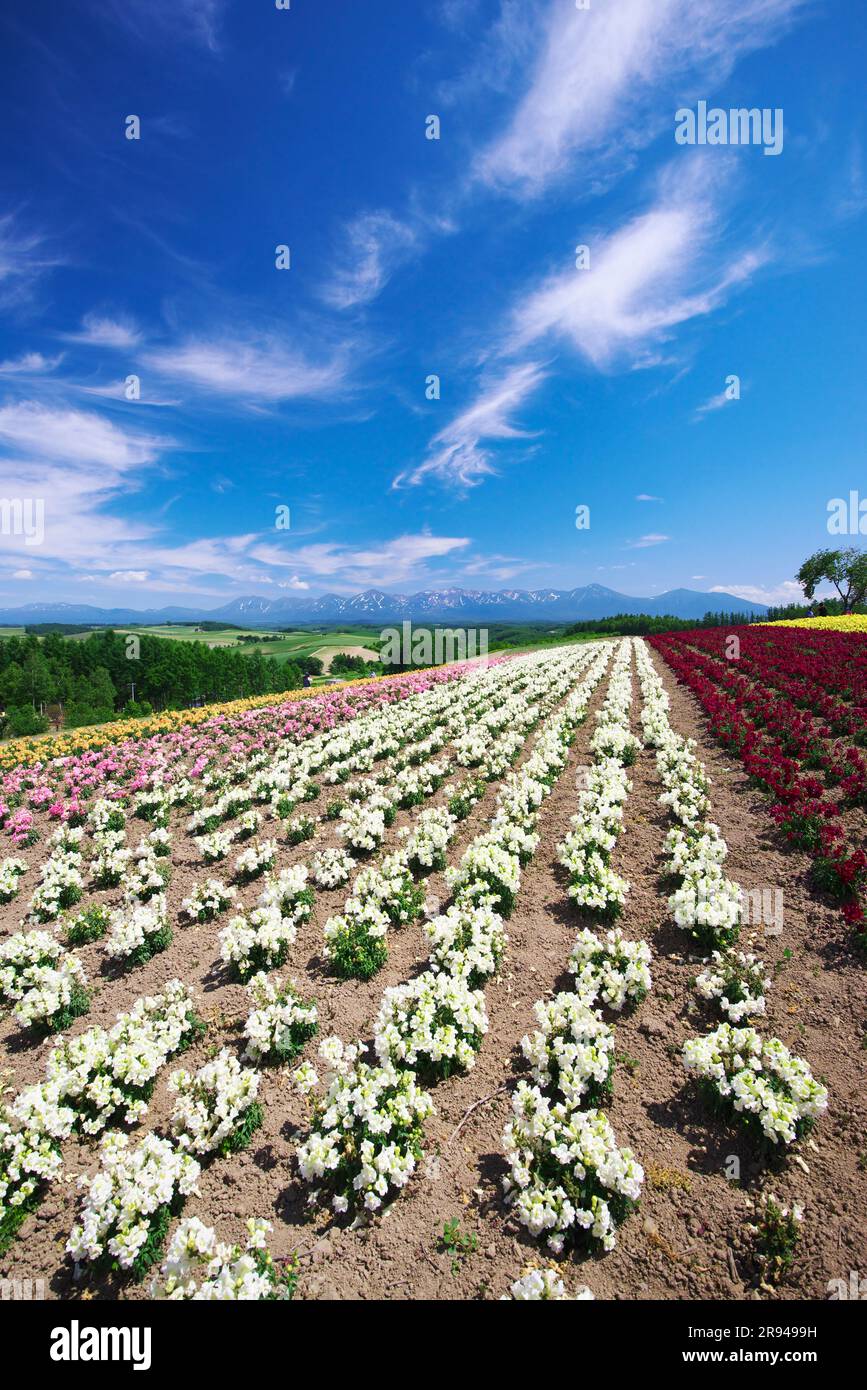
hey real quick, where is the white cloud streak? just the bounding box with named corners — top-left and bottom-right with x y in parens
top-left (320, 212), bottom-right (417, 310)
top-left (142, 335), bottom-right (353, 402)
top-left (476, 0), bottom-right (808, 197)
top-left (395, 361), bottom-right (547, 489)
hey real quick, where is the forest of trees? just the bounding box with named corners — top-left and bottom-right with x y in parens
top-left (563, 609), bottom-right (762, 637)
top-left (0, 629), bottom-right (317, 737)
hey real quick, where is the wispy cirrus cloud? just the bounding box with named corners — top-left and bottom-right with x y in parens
top-left (0, 212), bottom-right (62, 305)
top-left (142, 333), bottom-right (354, 402)
top-left (475, 0), bottom-right (808, 197)
top-left (407, 158), bottom-right (767, 492)
top-left (96, 0), bottom-right (226, 53)
top-left (63, 313), bottom-right (142, 349)
top-left (695, 385), bottom-right (740, 416)
top-left (508, 159), bottom-right (768, 369)
top-left (79, 379), bottom-right (181, 407)
top-left (395, 361), bottom-right (547, 489)
top-left (636, 493), bottom-right (663, 502)
top-left (0, 351), bottom-right (64, 375)
top-left (320, 212), bottom-right (418, 310)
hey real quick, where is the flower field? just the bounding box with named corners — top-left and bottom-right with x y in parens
top-left (0, 637), bottom-right (863, 1302)
top-left (760, 615), bottom-right (867, 634)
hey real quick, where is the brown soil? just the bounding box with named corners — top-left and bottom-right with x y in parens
top-left (1, 644), bottom-right (864, 1302)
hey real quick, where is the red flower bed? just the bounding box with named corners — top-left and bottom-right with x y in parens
top-left (650, 626), bottom-right (867, 939)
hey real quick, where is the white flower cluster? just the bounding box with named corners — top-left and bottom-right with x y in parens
top-left (663, 823), bottom-right (727, 879)
top-left (558, 760), bottom-right (631, 915)
top-left (310, 845), bottom-right (355, 888)
top-left (336, 800), bottom-right (388, 853)
top-left (669, 872), bottom-right (742, 950)
top-left (568, 926), bottom-right (652, 1012)
top-left (220, 865), bottom-right (314, 979)
top-left (195, 828), bottom-right (236, 863)
top-left (169, 1048), bottom-right (261, 1156)
top-left (373, 970), bottom-right (488, 1080)
top-left (181, 877), bottom-right (237, 923)
top-left (393, 758), bottom-right (449, 808)
top-left (446, 840), bottom-right (522, 917)
top-left (401, 805), bottom-right (457, 874)
top-left (0, 856), bottom-right (27, 903)
top-left (0, 1103), bottom-right (65, 1218)
top-left (27, 841), bottom-right (84, 922)
top-left (234, 808), bottom-right (262, 840)
top-left (424, 900), bottom-right (507, 986)
top-left (187, 786), bottom-right (254, 834)
top-left (694, 949), bottom-right (771, 1022)
top-left (323, 846), bottom-right (426, 978)
top-left (285, 812), bottom-right (316, 844)
top-left (656, 741), bottom-right (712, 826)
top-left (122, 846), bottom-right (168, 902)
top-left (521, 993), bottom-right (614, 1107)
top-left (233, 838), bottom-right (277, 882)
top-left (88, 797), bottom-right (127, 835)
top-left (296, 1036), bottom-right (435, 1215)
top-left (89, 832), bottom-right (132, 888)
top-left (105, 895), bottom-right (170, 963)
top-left (502, 1081), bottom-right (643, 1253)
top-left (323, 895), bottom-right (389, 976)
top-left (151, 1216), bottom-right (294, 1300)
top-left (138, 826), bottom-right (172, 858)
top-left (0, 929), bottom-right (88, 1032)
top-left (503, 1268), bottom-right (594, 1301)
top-left (67, 1131), bottom-right (201, 1272)
top-left (682, 1024), bottom-right (828, 1145)
top-left (243, 972), bottom-right (318, 1065)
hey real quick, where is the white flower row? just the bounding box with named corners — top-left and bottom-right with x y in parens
top-left (634, 641), bottom-right (742, 953)
top-left (506, 642), bottom-right (646, 1254)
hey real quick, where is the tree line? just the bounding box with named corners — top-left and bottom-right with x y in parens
top-left (563, 610), bottom-right (762, 637)
top-left (0, 630), bottom-right (320, 737)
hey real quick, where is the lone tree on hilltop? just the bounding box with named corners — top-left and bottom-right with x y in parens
top-left (796, 547), bottom-right (867, 610)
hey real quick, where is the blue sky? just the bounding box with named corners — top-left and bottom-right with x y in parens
top-left (0, 0), bottom-right (864, 611)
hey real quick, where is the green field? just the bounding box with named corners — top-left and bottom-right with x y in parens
top-left (112, 625), bottom-right (384, 666)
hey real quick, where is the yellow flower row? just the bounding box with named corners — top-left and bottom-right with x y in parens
top-left (0, 670), bottom-right (417, 773)
top-left (759, 615), bottom-right (867, 633)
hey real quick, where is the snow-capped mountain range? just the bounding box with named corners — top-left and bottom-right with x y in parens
top-left (0, 584), bottom-right (767, 626)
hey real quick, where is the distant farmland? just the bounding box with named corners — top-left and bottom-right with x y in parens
top-left (109, 625), bottom-right (385, 665)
